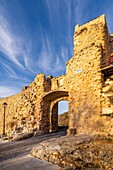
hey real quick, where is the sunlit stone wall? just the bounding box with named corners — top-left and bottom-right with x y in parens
top-left (0, 15), bottom-right (113, 137)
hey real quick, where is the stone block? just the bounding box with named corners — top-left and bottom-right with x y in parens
top-left (67, 128), bottom-right (76, 136)
top-left (12, 132), bottom-right (34, 141)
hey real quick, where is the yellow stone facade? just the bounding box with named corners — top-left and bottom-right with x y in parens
top-left (0, 15), bottom-right (113, 136)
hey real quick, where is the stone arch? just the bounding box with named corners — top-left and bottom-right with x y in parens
top-left (40, 90), bottom-right (69, 133)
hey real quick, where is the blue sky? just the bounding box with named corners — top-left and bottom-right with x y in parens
top-left (58, 100), bottom-right (68, 115)
top-left (0, 0), bottom-right (113, 98)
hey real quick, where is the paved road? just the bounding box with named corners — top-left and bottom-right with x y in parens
top-left (0, 131), bottom-right (66, 170)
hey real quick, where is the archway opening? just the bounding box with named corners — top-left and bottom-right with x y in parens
top-left (42, 90), bottom-right (69, 133)
top-left (58, 100), bottom-right (69, 131)
top-left (50, 100), bottom-right (69, 132)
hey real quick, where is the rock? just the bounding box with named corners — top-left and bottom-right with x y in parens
top-left (12, 132), bottom-right (34, 141)
top-left (2, 136), bottom-right (9, 141)
top-left (31, 135), bottom-right (113, 170)
top-left (33, 130), bottom-right (45, 136)
top-left (67, 128), bottom-right (76, 136)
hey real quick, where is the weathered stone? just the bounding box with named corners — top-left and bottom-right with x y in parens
top-left (31, 135), bottom-right (113, 169)
top-left (33, 130), bottom-right (45, 137)
top-left (0, 15), bottom-right (113, 137)
top-left (67, 128), bottom-right (76, 136)
top-left (12, 132), bottom-right (34, 141)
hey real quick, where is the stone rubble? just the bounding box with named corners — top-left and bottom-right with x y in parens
top-left (31, 135), bottom-right (113, 170)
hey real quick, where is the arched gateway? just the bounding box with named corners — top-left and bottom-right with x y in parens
top-left (0, 15), bottom-right (113, 136)
top-left (40, 90), bottom-right (69, 133)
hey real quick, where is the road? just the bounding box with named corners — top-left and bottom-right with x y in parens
top-left (0, 131), bottom-right (66, 170)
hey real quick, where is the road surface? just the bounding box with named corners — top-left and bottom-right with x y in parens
top-left (0, 131), bottom-right (66, 170)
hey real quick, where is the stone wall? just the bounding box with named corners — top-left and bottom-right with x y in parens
top-left (51, 75), bottom-right (67, 91)
top-left (0, 15), bottom-right (113, 137)
top-left (101, 75), bottom-right (113, 135)
top-left (110, 34), bottom-right (113, 52)
top-left (66, 15), bottom-right (113, 135)
top-left (66, 16), bottom-right (103, 134)
top-left (0, 74), bottom-right (51, 136)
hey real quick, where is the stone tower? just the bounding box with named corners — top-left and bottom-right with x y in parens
top-left (66, 15), bottom-right (113, 135)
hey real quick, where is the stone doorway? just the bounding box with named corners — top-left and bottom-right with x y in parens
top-left (41, 91), bottom-right (69, 133)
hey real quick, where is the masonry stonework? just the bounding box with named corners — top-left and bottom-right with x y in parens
top-left (0, 15), bottom-right (113, 137)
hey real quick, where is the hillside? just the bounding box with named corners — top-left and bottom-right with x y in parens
top-left (58, 112), bottom-right (69, 126)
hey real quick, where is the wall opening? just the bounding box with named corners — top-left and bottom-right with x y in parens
top-left (50, 100), bottom-right (69, 132)
top-left (58, 100), bottom-right (69, 131)
top-left (42, 90), bottom-right (68, 133)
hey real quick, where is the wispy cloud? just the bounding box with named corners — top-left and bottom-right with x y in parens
top-left (0, 16), bottom-right (24, 68)
top-left (0, 86), bottom-right (20, 98)
top-left (37, 32), bottom-right (63, 74)
top-left (37, 31), bottom-right (68, 74)
top-left (0, 0), bottom-right (75, 80)
top-left (2, 63), bottom-right (18, 79)
top-left (0, 4), bottom-right (37, 90)
top-left (36, 0), bottom-right (74, 75)
top-left (0, 2), bottom-right (35, 73)
top-left (37, 32), bottom-right (53, 72)
top-left (61, 47), bottom-right (69, 63)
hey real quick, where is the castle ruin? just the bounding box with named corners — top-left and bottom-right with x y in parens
top-left (0, 15), bottom-right (113, 136)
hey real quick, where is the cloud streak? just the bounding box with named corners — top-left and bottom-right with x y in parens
top-left (0, 16), bottom-right (24, 68)
top-left (0, 86), bottom-right (20, 98)
top-left (2, 63), bottom-right (18, 78)
top-left (37, 31), bottom-right (69, 75)
top-left (0, 3), bottom-right (36, 73)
